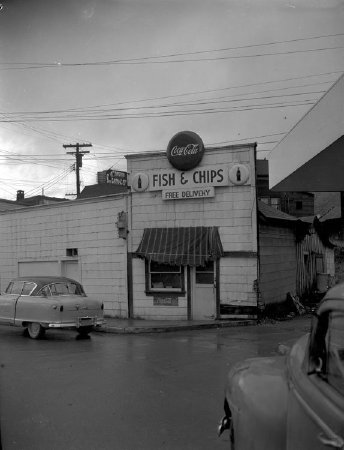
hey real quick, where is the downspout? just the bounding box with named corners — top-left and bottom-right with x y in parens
top-left (253, 143), bottom-right (262, 315)
top-left (126, 189), bottom-right (134, 318)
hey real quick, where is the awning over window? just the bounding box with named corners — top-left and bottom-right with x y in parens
top-left (135, 226), bottom-right (223, 266)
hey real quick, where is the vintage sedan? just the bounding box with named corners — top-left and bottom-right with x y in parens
top-left (0, 276), bottom-right (104, 339)
top-left (218, 283), bottom-right (344, 450)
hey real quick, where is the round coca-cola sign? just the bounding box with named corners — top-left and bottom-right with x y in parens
top-left (167, 131), bottom-right (205, 171)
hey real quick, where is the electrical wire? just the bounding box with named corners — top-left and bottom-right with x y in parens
top-left (1, 32), bottom-right (344, 69)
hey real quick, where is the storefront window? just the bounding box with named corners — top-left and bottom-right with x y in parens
top-left (149, 261), bottom-right (184, 291)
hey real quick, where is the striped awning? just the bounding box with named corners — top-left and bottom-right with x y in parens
top-left (135, 226), bottom-right (223, 266)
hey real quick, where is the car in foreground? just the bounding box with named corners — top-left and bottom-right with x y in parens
top-left (0, 276), bottom-right (104, 339)
top-left (218, 283), bottom-right (344, 449)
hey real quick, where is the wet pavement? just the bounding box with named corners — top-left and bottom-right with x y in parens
top-left (0, 314), bottom-right (313, 450)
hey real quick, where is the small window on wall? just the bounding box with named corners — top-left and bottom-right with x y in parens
top-left (270, 197), bottom-right (281, 210)
top-left (316, 255), bottom-right (324, 273)
top-left (148, 261), bottom-right (184, 292)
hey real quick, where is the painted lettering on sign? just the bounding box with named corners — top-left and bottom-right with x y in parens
top-left (167, 131), bottom-right (205, 171)
top-left (153, 296), bottom-right (179, 306)
top-left (152, 172), bottom-right (176, 188)
top-left (149, 165), bottom-right (228, 191)
top-left (162, 187), bottom-right (215, 200)
top-left (170, 144), bottom-right (200, 157)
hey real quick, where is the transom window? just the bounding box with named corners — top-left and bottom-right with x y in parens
top-left (148, 261), bottom-right (184, 292)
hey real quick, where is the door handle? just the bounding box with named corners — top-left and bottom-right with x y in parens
top-left (318, 432), bottom-right (344, 448)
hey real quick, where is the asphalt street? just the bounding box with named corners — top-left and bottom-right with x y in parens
top-left (0, 316), bottom-right (312, 450)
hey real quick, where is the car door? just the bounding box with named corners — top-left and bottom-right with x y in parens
top-left (0, 281), bottom-right (24, 324)
top-left (287, 309), bottom-right (344, 450)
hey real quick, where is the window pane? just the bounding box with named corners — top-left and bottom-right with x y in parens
top-left (327, 312), bottom-right (344, 395)
top-left (50, 282), bottom-right (84, 295)
top-left (9, 281), bottom-right (24, 295)
top-left (41, 286), bottom-right (51, 296)
top-left (270, 197), bottom-right (281, 210)
top-left (52, 283), bottom-right (69, 295)
top-left (149, 262), bottom-right (183, 290)
top-left (315, 256), bottom-right (324, 273)
top-left (22, 282), bottom-right (36, 296)
top-left (196, 261), bottom-right (214, 284)
top-left (151, 273), bottom-right (181, 289)
top-left (196, 272), bottom-right (214, 284)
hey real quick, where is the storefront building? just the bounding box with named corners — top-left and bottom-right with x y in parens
top-left (126, 132), bottom-right (259, 320)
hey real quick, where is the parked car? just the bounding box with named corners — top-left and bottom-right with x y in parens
top-left (0, 276), bottom-right (104, 339)
top-left (218, 283), bottom-right (344, 450)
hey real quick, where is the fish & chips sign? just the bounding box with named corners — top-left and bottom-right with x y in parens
top-left (131, 131), bottom-right (250, 199)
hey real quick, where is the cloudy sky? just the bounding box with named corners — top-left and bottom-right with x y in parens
top-left (0, 0), bottom-right (343, 200)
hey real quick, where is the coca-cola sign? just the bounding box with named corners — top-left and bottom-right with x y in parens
top-left (167, 131), bottom-right (205, 170)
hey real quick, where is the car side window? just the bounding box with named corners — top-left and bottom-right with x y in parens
top-left (327, 312), bottom-right (344, 395)
top-left (6, 281), bottom-right (24, 295)
top-left (53, 283), bottom-right (69, 295)
top-left (40, 285), bottom-right (51, 296)
top-left (21, 282), bottom-right (36, 296)
top-left (5, 282), bottom-right (13, 293)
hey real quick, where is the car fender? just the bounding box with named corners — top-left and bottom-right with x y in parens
top-left (225, 356), bottom-right (289, 450)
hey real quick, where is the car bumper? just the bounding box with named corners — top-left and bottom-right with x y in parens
top-left (48, 317), bottom-right (105, 328)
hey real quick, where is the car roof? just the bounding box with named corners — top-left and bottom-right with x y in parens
top-left (11, 276), bottom-right (81, 286)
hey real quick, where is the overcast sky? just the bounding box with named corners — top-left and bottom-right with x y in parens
top-left (0, 0), bottom-right (343, 200)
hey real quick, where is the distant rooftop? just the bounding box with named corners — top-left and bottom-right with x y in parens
top-left (79, 183), bottom-right (128, 199)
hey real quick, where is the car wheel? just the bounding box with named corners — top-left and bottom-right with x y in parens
top-left (27, 322), bottom-right (45, 339)
top-left (77, 326), bottom-right (93, 337)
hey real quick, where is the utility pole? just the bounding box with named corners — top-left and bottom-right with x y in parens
top-left (63, 143), bottom-right (92, 198)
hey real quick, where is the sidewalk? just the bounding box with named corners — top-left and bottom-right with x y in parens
top-left (96, 317), bottom-right (257, 334)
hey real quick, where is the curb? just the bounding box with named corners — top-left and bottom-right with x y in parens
top-left (96, 320), bottom-right (256, 334)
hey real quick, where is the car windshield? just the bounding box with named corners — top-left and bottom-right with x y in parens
top-left (39, 282), bottom-right (85, 296)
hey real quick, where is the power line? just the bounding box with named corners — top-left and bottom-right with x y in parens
top-left (1, 32), bottom-right (344, 69)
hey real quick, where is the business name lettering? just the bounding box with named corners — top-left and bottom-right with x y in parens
top-left (150, 165), bottom-right (227, 191)
top-left (170, 144), bottom-right (200, 157)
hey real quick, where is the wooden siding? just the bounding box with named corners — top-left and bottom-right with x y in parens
top-left (296, 229), bottom-right (334, 296)
top-left (259, 224), bottom-right (297, 305)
